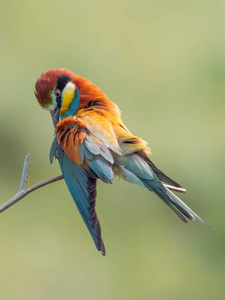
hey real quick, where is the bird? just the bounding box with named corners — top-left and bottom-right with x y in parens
top-left (35, 68), bottom-right (211, 255)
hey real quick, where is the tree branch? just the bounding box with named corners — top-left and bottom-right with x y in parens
top-left (0, 154), bottom-right (64, 213)
top-left (1, 153), bottom-right (187, 214)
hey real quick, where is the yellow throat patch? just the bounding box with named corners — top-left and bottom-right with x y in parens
top-left (60, 82), bottom-right (76, 115)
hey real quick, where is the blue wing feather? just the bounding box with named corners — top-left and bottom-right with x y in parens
top-left (85, 155), bottom-right (114, 184)
top-left (50, 117), bottom-right (117, 255)
top-left (49, 136), bottom-right (58, 164)
top-left (50, 141), bottom-right (106, 255)
top-left (80, 136), bottom-right (114, 184)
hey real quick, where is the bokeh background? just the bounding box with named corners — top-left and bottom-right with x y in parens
top-left (0, 0), bottom-right (224, 299)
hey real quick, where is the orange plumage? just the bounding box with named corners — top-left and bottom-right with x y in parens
top-left (35, 69), bottom-right (121, 120)
top-left (35, 68), bottom-right (150, 160)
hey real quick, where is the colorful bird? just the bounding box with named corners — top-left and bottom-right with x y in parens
top-left (35, 69), bottom-right (211, 255)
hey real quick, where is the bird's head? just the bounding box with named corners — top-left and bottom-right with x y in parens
top-left (35, 68), bottom-right (121, 127)
top-left (35, 69), bottom-right (81, 127)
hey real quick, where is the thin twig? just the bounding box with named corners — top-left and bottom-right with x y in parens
top-left (0, 154), bottom-right (64, 213)
top-left (18, 154), bottom-right (30, 192)
top-left (1, 154), bottom-right (187, 214)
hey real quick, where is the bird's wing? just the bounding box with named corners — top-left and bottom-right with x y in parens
top-left (50, 115), bottom-right (120, 255)
top-left (56, 116), bottom-right (115, 184)
top-left (60, 149), bottom-right (106, 254)
top-left (50, 138), bottom-right (106, 255)
top-left (136, 150), bottom-right (182, 188)
top-left (114, 123), bottom-right (183, 189)
top-left (75, 109), bottom-right (122, 155)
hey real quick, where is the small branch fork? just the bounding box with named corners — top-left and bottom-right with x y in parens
top-left (0, 154), bottom-right (64, 213)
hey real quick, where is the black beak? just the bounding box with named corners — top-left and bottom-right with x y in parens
top-left (50, 107), bottom-right (60, 128)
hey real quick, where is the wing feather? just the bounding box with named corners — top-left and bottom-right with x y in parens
top-left (56, 116), bottom-right (114, 183)
top-left (49, 116), bottom-right (118, 254)
top-left (51, 143), bottom-right (106, 255)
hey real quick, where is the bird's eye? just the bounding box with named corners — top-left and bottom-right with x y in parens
top-left (55, 89), bottom-right (61, 98)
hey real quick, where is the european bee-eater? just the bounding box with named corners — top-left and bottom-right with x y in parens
top-left (35, 69), bottom-right (211, 255)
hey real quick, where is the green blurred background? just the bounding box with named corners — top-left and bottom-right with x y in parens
top-left (0, 0), bottom-right (224, 299)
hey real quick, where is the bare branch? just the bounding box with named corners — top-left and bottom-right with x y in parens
top-left (18, 154), bottom-right (30, 192)
top-left (1, 154), bottom-right (187, 214)
top-left (0, 154), bottom-right (64, 213)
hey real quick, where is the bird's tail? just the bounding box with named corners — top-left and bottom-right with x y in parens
top-left (115, 153), bottom-right (212, 228)
top-left (142, 179), bottom-right (213, 228)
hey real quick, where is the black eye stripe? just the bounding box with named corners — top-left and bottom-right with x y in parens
top-left (55, 75), bottom-right (72, 109)
top-left (55, 75), bottom-right (72, 93)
